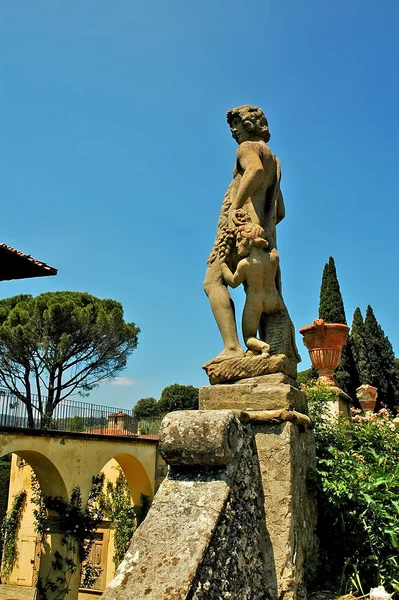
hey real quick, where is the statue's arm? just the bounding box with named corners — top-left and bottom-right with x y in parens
top-left (233, 143), bottom-right (265, 210)
top-left (220, 261), bottom-right (246, 289)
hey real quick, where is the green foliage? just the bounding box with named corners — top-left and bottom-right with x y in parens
top-left (0, 457), bottom-right (11, 529)
top-left (335, 340), bottom-right (360, 401)
top-left (138, 418), bottom-right (163, 435)
top-left (134, 384), bottom-right (199, 429)
top-left (0, 490), bottom-right (27, 581)
top-left (30, 473), bottom-right (46, 539)
top-left (0, 292), bottom-right (140, 427)
top-left (363, 305), bottom-right (399, 410)
top-left (32, 475), bottom-right (105, 598)
top-left (157, 383), bottom-right (199, 414)
top-left (304, 383), bottom-right (399, 595)
top-left (350, 307), bottom-right (370, 385)
top-left (133, 397), bottom-right (159, 420)
top-left (297, 368), bottom-right (313, 386)
top-left (66, 416), bottom-right (85, 432)
top-left (318, 257), bottom-right (347, 325)
top-left (99, 469), bottom-right (138, 568)
top-left (317, 261), bottom-right (399, 409)
top-left (300, 380), bottom-right (337, 426)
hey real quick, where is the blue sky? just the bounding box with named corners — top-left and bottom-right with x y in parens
top-left (1, 1), bottom-right (398, 409)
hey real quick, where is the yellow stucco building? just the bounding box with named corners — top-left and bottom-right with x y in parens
top-left (0, 427), bottom-right (164, 598)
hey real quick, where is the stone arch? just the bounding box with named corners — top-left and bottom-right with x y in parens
top-left (0, 448), bottom-right (72, 598)
top-left (98, 453), bottom-right (153, 507)
top-left (2, 448), bottom-right (68, 500)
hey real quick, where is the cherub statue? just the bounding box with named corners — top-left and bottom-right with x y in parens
top-left (218, 216), bottom-right (284, 355)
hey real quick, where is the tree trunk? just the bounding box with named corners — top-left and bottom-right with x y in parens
top-left (26, 403), bottom-right (35, 428)
top-left (40, 402), bottom-right (54, 429)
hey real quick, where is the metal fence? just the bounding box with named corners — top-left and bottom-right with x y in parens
top-left (0, 389), bottom-right (138, 436)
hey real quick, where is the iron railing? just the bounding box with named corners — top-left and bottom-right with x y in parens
top-left (0, 389), bottom-right (138, 436)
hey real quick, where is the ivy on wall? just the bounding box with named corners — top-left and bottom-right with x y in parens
top-left (31, 474), bottom-right (104, 600)
top-left (0, 490), bottom-right (27, 581)
top-left (99, 468), bottom-right (150, 568)
top-left (99, 469), bottom-right (137, 567)
top-left (0, 456), bottom-right (11, 528)
top-left (0, 468), bottom-right (150, 596)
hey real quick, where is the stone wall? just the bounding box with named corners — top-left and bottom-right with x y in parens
top-left (200, 373), bottom-right (317, 600)
top-left (101, 403), bottom-right (316, 600)
top-left (101, 410), bottom-right (275, 600)
top-left (187, 420), bottom-right (274, 599)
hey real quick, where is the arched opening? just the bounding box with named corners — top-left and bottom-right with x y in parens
top-left (0, 449), bottom-right (68, 592)
top-left (9, 450), bottom-right (68, 500)
top-left (113, 452), bottom-right (153, 506)
top-left (80, 452), bottom-right (154, 592)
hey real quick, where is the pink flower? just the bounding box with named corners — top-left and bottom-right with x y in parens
top-left (369, 586), bottom-right (392, 600)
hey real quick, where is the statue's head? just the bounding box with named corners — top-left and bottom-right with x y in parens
top-left (236, 222), bottom-right (268, 256)
top-left (226, 105), bottom-right (271, 144)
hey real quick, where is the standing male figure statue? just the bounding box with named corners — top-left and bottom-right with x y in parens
top-left (204, 105), bottom-right (299, 380)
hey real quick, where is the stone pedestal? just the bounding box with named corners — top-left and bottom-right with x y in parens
top-left (200, 373), bottom-right (307, 413)
top-left (101, 410), bottom-right (275, 600)
top-left (199, 373), bottom-right (317, 600)
top-left (325, 386), bottom-right (352, 418)
top-left (253, 421), bottom-right (316, 600)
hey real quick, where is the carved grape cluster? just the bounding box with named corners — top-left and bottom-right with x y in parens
top-left (216, 226), bottom-right (236, 261)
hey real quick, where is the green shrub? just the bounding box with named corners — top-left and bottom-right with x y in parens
top-left (304, 383), bottom-right (399, 596)
top-left (138, 418), bottom-right (163, 435)
top-left (0, 458), bottom-right (11, 527)
top-left (99, 469), bottom-right (137, 568)
top-left (0, 490), bottom-right (26, 581)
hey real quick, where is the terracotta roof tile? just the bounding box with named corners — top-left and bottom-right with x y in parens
top-left (0, 243), bottom-right (57, 281)
top-left (87, 428), bottom-right (159, 440)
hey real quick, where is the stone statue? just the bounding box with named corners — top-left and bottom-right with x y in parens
top-left (203, 105), bottom-right (300, 383)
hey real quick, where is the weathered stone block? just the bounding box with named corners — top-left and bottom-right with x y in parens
top-left (159, 410), bottom-right (243, 467)
top-left (101, 478), bottom-right (230, 600)
top-left (203, 353), bottom-right (298, 384)
top-left (325, 386), bottom-right (352, 419)
top-left (199, 373), bottom-right (307, 414)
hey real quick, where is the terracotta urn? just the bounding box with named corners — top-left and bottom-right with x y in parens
top-left (356, 384), bottom-right (378, 412)
top-left (299, 319), bottom-right (350, 386)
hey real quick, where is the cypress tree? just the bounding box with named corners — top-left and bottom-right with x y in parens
top-left (317, 257), bottom-right (358, 398)
top-left (363, 305), bottom-right (398, 410)
top-left (318, 257), bottom-right (346, 325)
top-left (350, 308), bottom-right (370, 385)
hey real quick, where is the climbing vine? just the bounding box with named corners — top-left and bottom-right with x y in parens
top-left (2, 469), bottom-right (151, 597)
top-left (31, 474), bottom-right (46, 539)
top-left (99, 469), bottom-right (150, 568)
top-left (31, 474), bottom-right (105, 600)
top-left (99, 469), bottom-right (136, 567)
top-left (0, 490), bottom-right (27, 581)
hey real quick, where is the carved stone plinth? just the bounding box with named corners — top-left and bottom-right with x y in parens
top-left (199, 376), bottom-right (317, 600)
top-left (202, 353), bottom-right (297, 385)
top-left (325, 386), bottom-right (352, 418)
top-left (199, 372), bottom-right (307, 413)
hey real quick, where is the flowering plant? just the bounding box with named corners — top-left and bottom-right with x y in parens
top-left (304, 384), bottom-right (399, 597)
